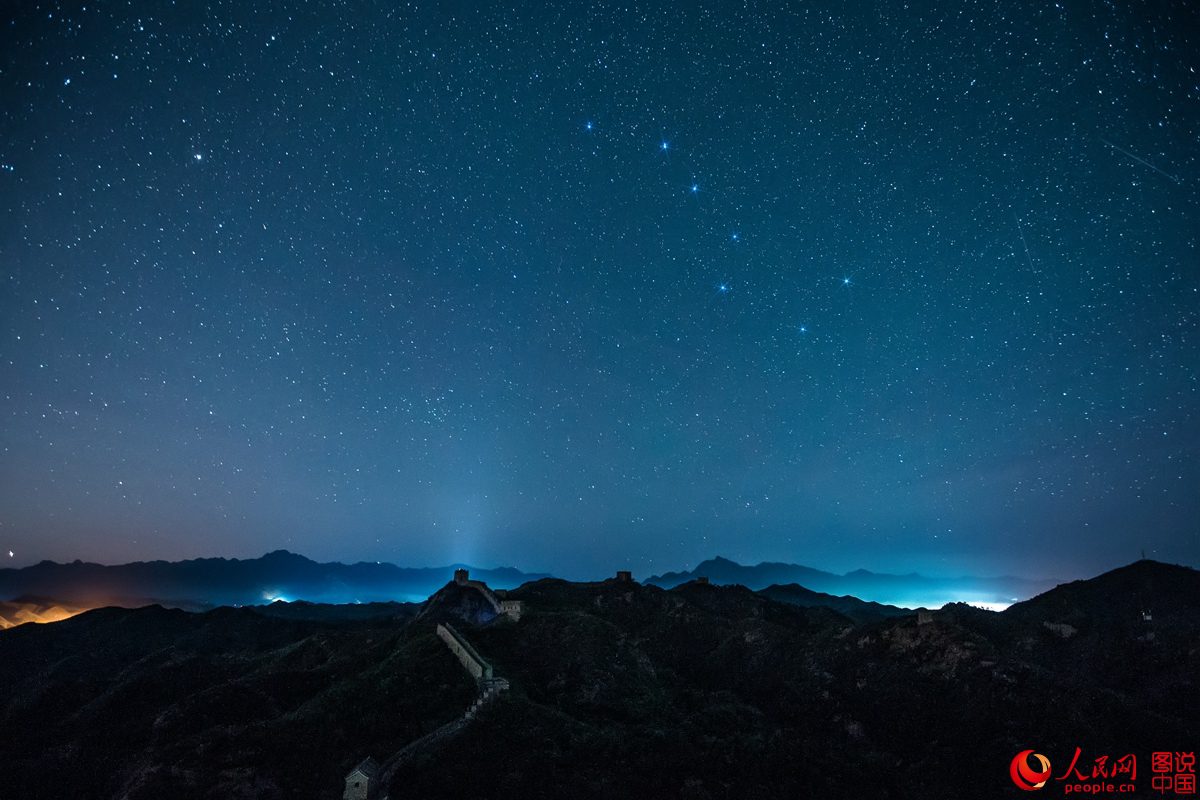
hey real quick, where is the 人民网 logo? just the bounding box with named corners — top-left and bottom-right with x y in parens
top-left (1010, 750), bottom-right (1052, 791)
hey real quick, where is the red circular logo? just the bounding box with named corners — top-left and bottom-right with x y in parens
top-left (1010, 750), bottom-right (1052, 791)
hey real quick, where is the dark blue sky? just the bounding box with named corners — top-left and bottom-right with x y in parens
top-left (1, 0), bottom-right (1196, 580)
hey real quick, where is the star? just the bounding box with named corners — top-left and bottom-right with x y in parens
top-left (690, 183), bottom-right (699, 193)
top-left (717, 283), bottom-right (731, 294)
top-left (841, 276), bottom-right (851, 286)
top-left (7, 551), bottom-right (12, 558)
top-left (731, 232), bottom-right (740, 242)
top-left (193, 153), bottom-right (203, 162)
top-left (798, 325), bottom-right (808, 334)
top-left (660, 140), bottom-right (669, 152)
top-left (585, 120), bottom-right (594, 131)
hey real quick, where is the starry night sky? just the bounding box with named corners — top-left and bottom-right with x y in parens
top-left (1, 1), bottom-right (1197, 579)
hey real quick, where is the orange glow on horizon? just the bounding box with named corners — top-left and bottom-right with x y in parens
top-left (0, 600), bottom-right (91, 630)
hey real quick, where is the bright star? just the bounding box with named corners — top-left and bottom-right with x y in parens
top-left (841, 276), bottom-right (851, 286)
top-left (660, 140), bottom-right (669, 152)
top-left (717, 283), bottom-right (730, 294)
top-left (731, 232), bottom-right (740, 242)
top-left (6, 550), bottom-right (12, 558)
top-left (690, 183), bottom-right (699, 193)
top-left (193, 153), bottom-right (203, 162)
top-left (798, 325), bottom-right (808, 334)
top-left (585, 120), bottom-right (594, 131)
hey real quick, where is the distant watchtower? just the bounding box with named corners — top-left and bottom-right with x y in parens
top-left (344, 758), bottom-right (384, 800)
top-left (454, 568), bottom-right (470, 585)
top-left (615, 570), bottom-right (634, 583)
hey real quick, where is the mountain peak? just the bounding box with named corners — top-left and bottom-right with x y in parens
top-left (699, 556), bottom-right (739, 567)
top-left (260, 550), bottom-right (312, 563)
top-left (1005, 559), bottom-right (1199, 624)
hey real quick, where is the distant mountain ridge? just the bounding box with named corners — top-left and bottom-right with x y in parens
top-left (2, 550), bottom-right (1070, 612)
top-left (756, 583), bottom-right (910, 622)
top-left (648, 555), bottom-right (1060, 607)
top-left (1, 559), bottom-right (1193, 799)
top-left (0, 550), bottom-right (547, 609)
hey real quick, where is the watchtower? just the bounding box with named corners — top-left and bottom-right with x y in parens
top-left (344, 758), bottom-right (381, 800)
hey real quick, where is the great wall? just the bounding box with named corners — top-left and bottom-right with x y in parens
top-left (451, 567), bottom-right (524, 622)
top-left (341, 568), bottom-right (644, 799)
top-left (341, 570), bottom-right (517, 800)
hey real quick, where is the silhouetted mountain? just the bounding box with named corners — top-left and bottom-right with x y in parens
top-left (0, 550), bottom-right (548, 609)
top-left (650, 555), bottom-right (836, 588)
top-left (0, 560), bottom-right (1194, 799)
top-left (1005, 558), bottom-right (1200, 625)
top-left (0, 602), bottom-right (470, 799)
top-left (647, 555), bottom-right (1058, 607)
top-left (416, 580), bottom-right (507, 627)
top-left (758, 583), bottom-right (909, 622)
